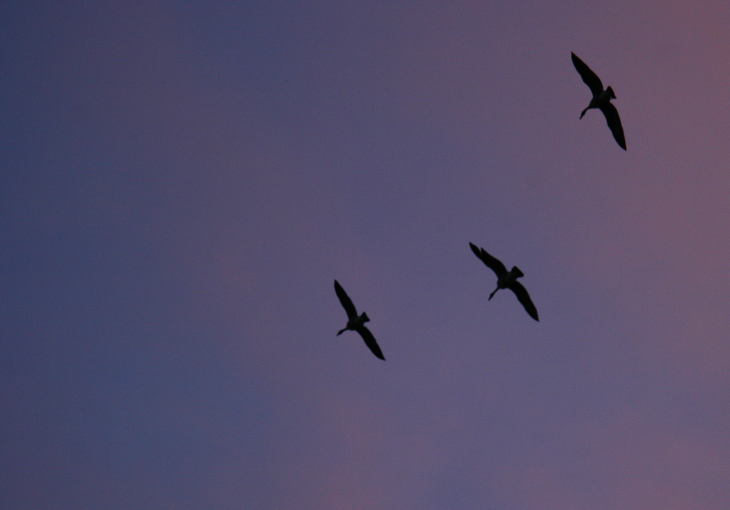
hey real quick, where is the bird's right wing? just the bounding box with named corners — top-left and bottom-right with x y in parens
top-left (469, 242), bottom-right (507, 276)
top-left (571, 52), bottom-right (603, 96)
top-left (357, 326), bottom-right (385, 360)
top-left (509, 281), bottom-right (539, 322)
top-left (600, 102), bottom-right (626, 150)
top-left (334, 280), bottom-right (358, 319)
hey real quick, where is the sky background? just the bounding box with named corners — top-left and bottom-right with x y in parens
top-left (2, 1), bottom-right (728, 509)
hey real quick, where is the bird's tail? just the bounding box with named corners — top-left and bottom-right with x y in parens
top-left (607, 86), bottom-right (616, 99)
top-left (488, 287), bottom-right (499, 300)
top-left (579, 106), bottom-right (589, 119)
top-left (337, 327), bottom-right (347, 336)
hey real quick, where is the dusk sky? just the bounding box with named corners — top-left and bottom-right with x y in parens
top-left (2, 2), bottom-right (728, 509)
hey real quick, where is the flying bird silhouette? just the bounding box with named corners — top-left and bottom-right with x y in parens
top-left (469, 242), bottom-right (539, 321)
top-left (571, 52), bottom-right (626, 150)
top-left (334, 280), bottom-right (385, 360)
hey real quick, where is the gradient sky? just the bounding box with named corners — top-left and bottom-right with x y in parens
top-left (2, 2), bottom-right (728, 509)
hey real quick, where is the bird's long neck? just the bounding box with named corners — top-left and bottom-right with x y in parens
top-left (488, 286), bottom-right (499, 300)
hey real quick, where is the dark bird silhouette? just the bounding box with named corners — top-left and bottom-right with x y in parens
top-left (334, 280), bottom-right (385, 360)
top-left (469, 242), bottom-right (539, 321)
top-left (571, 52), bottom-right (626, 150)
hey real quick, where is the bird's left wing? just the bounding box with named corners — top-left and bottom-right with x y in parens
top-left (469, 242), bottom-right (507, 276)
top-left (334, 280), bottom-right (358, 319)
top-left (571, 52), bottom-right (603, 96)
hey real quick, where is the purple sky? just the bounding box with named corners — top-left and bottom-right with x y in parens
top-left (2, 2), bottom-right (728, 509)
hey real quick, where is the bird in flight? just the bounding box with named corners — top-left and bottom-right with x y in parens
top-left (469, 242), bottom-right (539, 321)
top-left (571, 52), bottom-right (626, 150)
top-left (334, 280), bottom-right (385, 360)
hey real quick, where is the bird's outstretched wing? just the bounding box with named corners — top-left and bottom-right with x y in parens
top-left (469, 242), bottom-right (507, 277)
top-left (509, 281), bottom-right (539, 322)
top-left (600, 102), bottom-right (626, 150)
top-left (334, 280), bottom-right (357, 319)
top-left (356, 326), bottom-right (385, 360)
top-left (571, 52), bottom-right (603, 96)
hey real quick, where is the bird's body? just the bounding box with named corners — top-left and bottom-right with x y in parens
top-left (469, 242), bottom-right (539, 321)
top-left (337, 312), bottom-right (370, 336)
top-left (334, 280), bottom-right (385, 360)
top-left (580, 87), bottom-right (616, 119)
top-left (491, 266), bottom-right (525, 299)
top-left (571, 52), bottom-right (626, 150)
